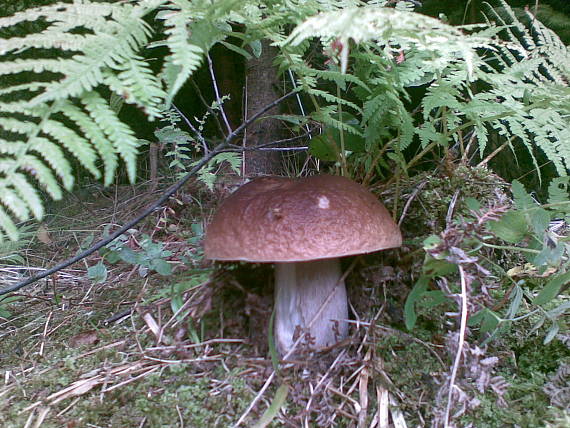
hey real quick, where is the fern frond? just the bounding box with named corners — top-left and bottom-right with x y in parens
top-left (1, 188), bottom-right (30, 221)
top-left (0, 2), bottom-right (120, 29)
top-left (483, 0), bottom-right (570, 85)
top-left (42, 119), bottom-right (100, 178)
top-left (0, 0), bottom-right (166, 240)
top-left (313, 109), bottom-right (364, 137)
top-left (27, 137), bottom-right (74, 189)
top-left (0, 206), bottom-right (19, 242)
top-left (547, 177), bottom-right (570, 213)
top-left (305, 88), bottom-right (362, 114)
top-left (479, 0), bottom-right (570, 176)
top-left (20, 155), bottom-right (64, 200)
top-left (160, 10), bottom-right (205, 104)
top-left (286, 5), bottom-right (491, 79)
top-left (103, 56), bottom-right (166, 118)
top-left (422, 84), bottom-right (463, 120)
top-left (158, 0), bottom-right (234, 104)
top-left (305, 67), bottom-right (371, 92)
top-left (0, 58), bottom-right (70, 76)
top-left (59, 101), bottom-right (118, 185)
top-left (497, 116), bottom-right (541, 174)
top-left (10, 173), bottom-right (44, 219)
top-left (80, 91), bottom-right (140, 182)
top-left (193, 152), bottom-right (241, 191)
top-left (362, 93), bottom-right (389, 126)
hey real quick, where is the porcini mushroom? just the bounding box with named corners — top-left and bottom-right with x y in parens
top-left (204, 175), bottom-right (401, 356)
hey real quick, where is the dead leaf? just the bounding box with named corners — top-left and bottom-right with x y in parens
top-left (69, 330), bottom-right (100, 348)
top-left (36, 224), bottom-right (52, 245)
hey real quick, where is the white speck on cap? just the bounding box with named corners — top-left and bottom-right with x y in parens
top-left (317, 195), bottom-right (330, 209)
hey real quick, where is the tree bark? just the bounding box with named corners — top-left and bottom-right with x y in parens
top-left (244, 39), bottom-right (282, 176)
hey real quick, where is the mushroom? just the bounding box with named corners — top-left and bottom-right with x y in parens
top-left (204, 175), bottom-right (401, 356)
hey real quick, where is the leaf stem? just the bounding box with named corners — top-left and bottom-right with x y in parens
top-left (480, 242), bottom-right (541, 254)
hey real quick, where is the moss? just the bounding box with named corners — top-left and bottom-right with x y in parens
top-left (0, 350), bottom-right (253, 427)
top-left (459, 336), bottom-right (569, 427)
top-left (373, 333), bottom-right (442, 424)
top-left (460, 375), bottom-right (561, 427)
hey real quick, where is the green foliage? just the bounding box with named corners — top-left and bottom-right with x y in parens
top-left (488, 179), bottom-right (569, 269)
top-left (0, 0), bottom-right (238, 241)
top-left (155, 0), bottom-right (237, 105)
top-left (281, 5), bottom-right (495, 172)
top-left (0, 0), bottom-right (164, 241)
top-left (406, 177), bottom-right (569, 345)
top-left (0, 295), bottom-right (21, 318)
top-left (193, 152), bottom-right (241, 190)
top-left (0, 223), bottom-right (34, 264)
top-left (151, 101), bottom-right (242, 190)
top-left (285, 5), bottom-right (487, 76)
top-left (88, 231), bottom-right (174, 282)
top-left (1, 0), bottom-right (569, 243)
top-left (281, 0), bottom-right (570, 184)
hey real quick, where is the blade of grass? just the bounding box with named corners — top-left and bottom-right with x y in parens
top-left (252, 384), bottom-right (289, 428)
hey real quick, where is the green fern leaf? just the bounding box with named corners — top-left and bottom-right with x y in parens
top-left (511, 180), bottom-right (536, 211)
top-left (313, 110), bottom-right (364, 137)
top-left (80, 91), bottom-right (140, 182)
top-left (0, 140), bottom-right (26, 156)
top-left (42, 119), bottom-right (100, 178)
top-left (1, 188), bottom-right (30, 221)
top-left (19, 155), bottom-right (64, 199)
top-left (103, 56), bottom-right (166, 119)
top-left (160, 10), bottom-right (205, 104)
top-left (0, 205), bottom-right (19, 242)
top-left (422, 84), bottom-right (463, 120)
top-left (547, 177), bottom-right (570, 213)
top-left (28, 137), bottom-right (74, 189)
top-left (194, 152), bottom-right (241, 191)
top-left (305, 88), bottom-right (362, 114)
top-left (11, 173), bottom-right (44, 219)
top-left (59, 101), bottom-right (118, 186)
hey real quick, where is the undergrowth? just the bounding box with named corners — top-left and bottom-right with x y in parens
top-left (0, 0), bottom-right (569, 426)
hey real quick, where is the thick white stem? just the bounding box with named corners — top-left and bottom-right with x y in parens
top-left (274, 258), bottom-right (348, 355)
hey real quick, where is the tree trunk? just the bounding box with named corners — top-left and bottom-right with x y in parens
top-left (244, 39), bottom-right (282, 176)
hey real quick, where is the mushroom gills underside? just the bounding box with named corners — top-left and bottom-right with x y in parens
top-left (273, 258), bottom-right (348, 356)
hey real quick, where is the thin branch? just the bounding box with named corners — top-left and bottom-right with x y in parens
top-left (476, 140), bottom-right (510, 167)
top-left (229, 89), bottom-right (300, 144)
top-left (398, 179), bottom-right (428, 226)
top-left (287, 69), bottom-right (313, 139)
top-left (227, 130), bottom-right (314, 150)
top-left (0, 147), bottom-right (221, 297)
top-left (207, 53), bottom-right (233, 135)
top-left (444, 265), bottom-right (469, 428)
top-left (189, 78), bottom-right (227, 138)
top-left (172, 103), bottom-right (209, 155)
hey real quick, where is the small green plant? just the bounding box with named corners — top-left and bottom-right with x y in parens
top-left (405, 177), bottom-right (569, 345)
top-left (152, 103), bottom-right (242, 190)
top-left (88, 231), bottom-right (173, 283)
top-left (0, 295), bottom-right (21, 318)
top-left (475, 178), bottom-right (570, 344)
top-left (0, 223), bottom-right (35, 264)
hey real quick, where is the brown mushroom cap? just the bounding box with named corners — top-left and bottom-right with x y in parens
top-left (204, 175), bottom-right (402, 262)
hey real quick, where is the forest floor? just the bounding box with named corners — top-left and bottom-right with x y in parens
top-left (0, 168), bottom-right (568, 427)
